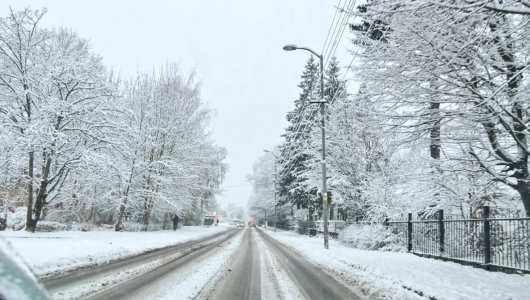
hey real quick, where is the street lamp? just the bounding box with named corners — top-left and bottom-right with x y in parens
top-left (283, 43), bottom-right (329, 249)
top-left (264, 149), bottom-right (278, 233)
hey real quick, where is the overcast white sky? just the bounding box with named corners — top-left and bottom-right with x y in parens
top-left (1, 0), bottom-right (352, 210)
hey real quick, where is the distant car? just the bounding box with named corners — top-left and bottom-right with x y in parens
top-left (236, 222), bottom-right (245, 228)
top-left (0, 241), bottom-right (50, 299)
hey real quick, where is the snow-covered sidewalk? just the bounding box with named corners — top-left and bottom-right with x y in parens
top-left (0, 226), bottom-right (227, 278)
top-left (262, 228), bottom-right (530, 300)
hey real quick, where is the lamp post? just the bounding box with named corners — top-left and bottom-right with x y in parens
top-left (283, 44), bottom-right (329, 249)
top-left (263, 149), bottom-right (278, 233)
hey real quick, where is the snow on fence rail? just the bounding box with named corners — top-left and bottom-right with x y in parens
top-left (292, 220), bottom-right (346, 237)
top-left (386, 206), bottom-right (530, 273)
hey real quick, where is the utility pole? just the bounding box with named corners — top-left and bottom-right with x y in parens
top-left (283, 44), bottom-right (329, 249)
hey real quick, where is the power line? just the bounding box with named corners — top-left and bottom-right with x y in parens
top-left (324, 0), bottom-right (357, 70)
top-left (278, 1), bottom-right (353, 179)
top-left (322, 0), bottom-right (351, 63)
top-left (278, 3), bottom-right (385, 182)
top-left (321, 0), bottom-right (345, 55)
top-left (280, 19), bottom-right (387, 180)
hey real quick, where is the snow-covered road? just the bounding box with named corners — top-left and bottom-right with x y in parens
top-left (86, 229), bottom-right (241, 300)
top-left (206, 228), bottom-right (362, 300)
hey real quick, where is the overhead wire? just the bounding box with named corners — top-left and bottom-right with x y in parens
top-left (324, 0), bottom-right (357, 70)
top-left (323, 0), bottom-right (351, 64)
top-left (278, 0), bottom-right (388, 180)
top-left (322, 0), bottom-right (348, 60)
top-left (278, 0), bottom-right (352, 179)
top-left (278, 0), bottom-right (351, 171)
top-left (280, 16), bottom-right (387, 179)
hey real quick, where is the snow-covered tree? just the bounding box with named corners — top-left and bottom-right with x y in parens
top-left (0, 9), bottom-right (115, 231)
top-left (0, 9), bottom-right (227, 232)
top-left (347, 0), bottom-right (530, 216)
top-left (278, 56), bottom-right (320, 209)
top-left (248, 152), bottom-right (276, 219)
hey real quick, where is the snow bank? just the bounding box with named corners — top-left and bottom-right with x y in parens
top-left (263, 229), bottom-right (530, 300)
top-left (0, 226), bottom-right (227, 278)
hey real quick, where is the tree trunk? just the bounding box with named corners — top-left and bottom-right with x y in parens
top-left (516, 180), bottom-right (530, 217)
top-left (29, 188), bottom-right (48, 232)
top-left (115, 158), bottom-right (138, 231)
top-left (114, 203), bottom-right (126, 231)
top-left (142, 197), bottom-right (153, 231)
top-left (420, 101), bottom-right (442, 219)
top-left (430, 102), bottom-right (441, 161)
top-left (115, 185), bottom-right (130, 232)
top-left (25, 151), bottom-right (34, 232)
top-left (26, 153), bottom-right (54, 232)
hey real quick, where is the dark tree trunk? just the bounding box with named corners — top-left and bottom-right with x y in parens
top-left (115, 204), bottom-right (126, 231)
top-left (25, 82), bottom-right (34, 232)
top-left (516, 180), bottom-right (530, 217)
top-left (25, 151), bottom-right (34, 232)
top-left (27, 154), bottom-right (54, 232)
top-left (430, 102), bottom-right (441, 160)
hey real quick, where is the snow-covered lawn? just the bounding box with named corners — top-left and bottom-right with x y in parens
top-left (262, 228), bottom-right (530, 300)
top-left (0, 226), bottom-right (227, 278)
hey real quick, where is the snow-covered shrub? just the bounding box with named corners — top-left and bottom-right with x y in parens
top-left (122, 222), bottom-right (143, 232)
top-left (35, 221), bottom-right (68, 232)
top-left (45, 210), bottom-right (81, 224)
top-left (296, 220), bottom-right (310, 235)
top-left (6, 207), bottom-right (27, 231)
top-left (122, 221), bottom-right (164, 232)
top-left (70, 222), bottom-right (91, 232)
top-left (339, 224), bottom-right (406, 252)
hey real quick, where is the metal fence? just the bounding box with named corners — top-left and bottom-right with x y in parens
top-left (388, 206), bottom-right (530, 273)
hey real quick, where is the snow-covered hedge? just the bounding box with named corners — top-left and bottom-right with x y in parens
top-left (35, 221), bottom-right (68, 232)
top-left (339, 224), bottom-right (406, 252)
top-left (45, 210), bottom-right (81, 224)
top-left (6, 207), bottom-right (27, 231)
top-left (122, 221), bottom-right (165, 232)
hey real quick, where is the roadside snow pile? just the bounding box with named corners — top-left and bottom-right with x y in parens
top-left (0, 226), bottom-right (227, 278)
top-left (263, 229), bottom-right (530, 300)
top-left (340, 224), bottom-right (405, 252)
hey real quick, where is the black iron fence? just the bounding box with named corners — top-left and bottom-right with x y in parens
top-left (388, 206), bottom-right (530, 273)
top-left (295, 220), bottom-right (346, 237)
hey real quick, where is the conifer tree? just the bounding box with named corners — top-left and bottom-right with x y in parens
top-left (278, 56), bottom-right (319, 209)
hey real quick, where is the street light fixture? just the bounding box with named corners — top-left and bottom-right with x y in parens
top-left (282, 44), bottom-right (297, 51)
top-left (283, 43), bottom-right (329, 249)
top-left (264, 149), bottom-right (278, 233)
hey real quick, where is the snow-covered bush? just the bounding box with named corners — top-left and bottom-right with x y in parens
top-left (296, 220), bottom-right (310, 235)
top-left (35, 221), bottom-right (68, 232)
top-left (45, 210), bottom-right (81, 224)
top-left (6, 207), bottom-right (27, 231)
top-left (122, 221), bottom-right (164, 232)
top-left (339, 224), bottom-right (406, 252)
top-left (70, 222), bottom-right (91, 232)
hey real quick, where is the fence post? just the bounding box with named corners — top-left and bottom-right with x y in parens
top-left (483, 206), bottom-right (491, 265)
top-left (438, 209), bottom-right (445, 255)
top-left (407, 213), bottom-right (413, 252)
